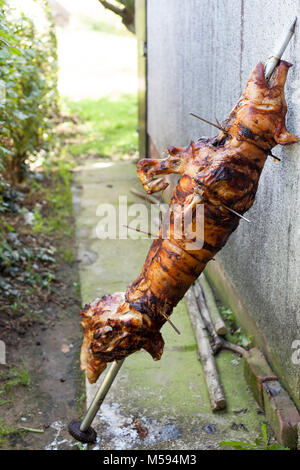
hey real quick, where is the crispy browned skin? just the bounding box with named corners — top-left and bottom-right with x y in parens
top-left (81, 61), bottom-right (298, 383)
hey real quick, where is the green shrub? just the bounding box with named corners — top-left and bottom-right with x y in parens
top-left (0, 0), bottom-right (58, 185)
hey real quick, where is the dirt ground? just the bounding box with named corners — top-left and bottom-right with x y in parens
top-left (0, 182), bottom-right (84, 450)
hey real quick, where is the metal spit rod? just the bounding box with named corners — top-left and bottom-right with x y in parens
top-left (80, 359), bottom-right (125, 432)
top-left (264, 17), bottom-right (297, 81)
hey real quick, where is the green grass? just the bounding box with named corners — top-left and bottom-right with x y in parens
top-left (0, 399), bottom-right (11, 406)
top-left (61, 247), bottom-right (74, 263)
top-left (0, 419), bottom-right (15, 447)
top-left (0, 362), bottom-right (31, 394)
top-left (31, 162), bottom-right (74, 238)
top-left (63, 93), bottom-right (138, 159)
top-left (81, 14), bottom-right (131, 37)
top-left (220, 424), bottom-right (289, 451)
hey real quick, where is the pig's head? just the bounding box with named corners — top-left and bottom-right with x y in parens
top-left (223, 61), bottom-right (299, 150)
top-left (80, 293), bottom-right (164, 383)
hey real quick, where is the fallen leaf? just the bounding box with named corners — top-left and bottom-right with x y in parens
top-left (61, 344), bottom-right (70, 353)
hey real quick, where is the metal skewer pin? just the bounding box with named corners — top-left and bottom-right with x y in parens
top-left (68, 17), bottom-right (297, 445)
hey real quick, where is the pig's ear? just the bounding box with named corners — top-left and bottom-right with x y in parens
top-left (275, 126), bottom-right (299, 145)
top-left (248, 62), bottom-right (266, 86)
top-left (271, 60), bottom-right (292, 88)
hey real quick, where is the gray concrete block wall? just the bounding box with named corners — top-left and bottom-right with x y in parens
top-left (147, 0), bottom-right (300, 406)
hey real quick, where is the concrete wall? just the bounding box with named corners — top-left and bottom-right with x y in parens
top-left (147, 0), bottom-right (300, 407)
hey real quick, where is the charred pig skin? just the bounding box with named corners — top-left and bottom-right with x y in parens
top-left (80, 61), bottom-right (298, 383)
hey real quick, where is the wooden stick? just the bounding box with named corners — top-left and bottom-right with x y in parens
top-left (199, 274), bottom-right (227, 336)
top-left (185, 288), bottom-right (226, 411)
top-left (130, 188), bottom-right (160, 205)
top-left (123, 224), bottom-right (157, 239)
top-left (268, 152), bottom-right (281, 162)
top-left (191, 113), bottom-right (281, 166)
top-left (161, 310), bottom-right (181, 336)
top-left (193, 282), bottom-right (223, 353)
top-left (190, 112), bottom-right (227, 133)
top-left (194, 281), bottom-right (248, 358)
top-left (219, 338), bottom-right (248, 358)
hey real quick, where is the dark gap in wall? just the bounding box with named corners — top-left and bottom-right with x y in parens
top-left (240, 0), bottom-right (245, 93)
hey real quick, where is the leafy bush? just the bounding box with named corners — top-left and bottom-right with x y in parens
top-left (0, 0), bottom-right (58, 185)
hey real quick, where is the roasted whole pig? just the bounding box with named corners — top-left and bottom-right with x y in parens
top-left (80, 61), bottom-right (298, 383)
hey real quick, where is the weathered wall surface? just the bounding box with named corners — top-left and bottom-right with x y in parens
top-left (147, 0), bottom-right (300, 406)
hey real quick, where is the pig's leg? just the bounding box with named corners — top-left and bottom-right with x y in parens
top-left (137, 146), bottom-right (190, 194)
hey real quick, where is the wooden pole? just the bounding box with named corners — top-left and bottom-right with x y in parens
top-left (193, 282), bottom-right (223, 353)
top-left (185, 288), bottom-right (226, 411)
top-left (199, 274), bottom-right (227, 336)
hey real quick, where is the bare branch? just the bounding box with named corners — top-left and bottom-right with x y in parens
top-left (99, 0), bottom-right (124, 17)
top-left (219, 338), bottom-right (248, 358)
top-left (98, 0), bottom-right (135, 34)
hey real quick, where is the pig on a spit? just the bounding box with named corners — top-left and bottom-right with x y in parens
top-left (80, 61), bottom-right (298, 384)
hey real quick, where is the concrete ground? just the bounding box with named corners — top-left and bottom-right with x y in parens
top-left (72, 159), bottom-right (264, 450)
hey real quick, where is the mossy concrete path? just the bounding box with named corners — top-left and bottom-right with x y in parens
top-left (72, 159), bottom-right (263, 450)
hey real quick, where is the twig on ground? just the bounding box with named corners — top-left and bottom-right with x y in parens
top-left (219, 338), bottom-right (248, 357)
top-left (19, 427), bottom-right (44, 433)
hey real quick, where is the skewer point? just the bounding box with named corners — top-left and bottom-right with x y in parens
top-left (290, 17), bottom-right (297, 33)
